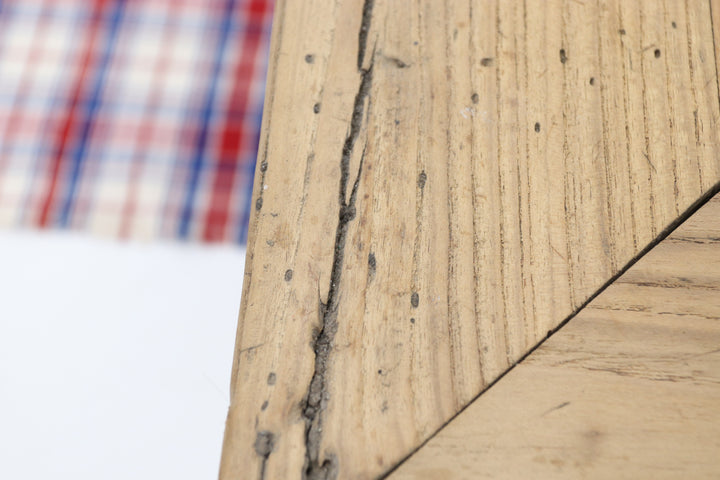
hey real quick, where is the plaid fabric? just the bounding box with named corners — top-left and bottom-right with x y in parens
top-left (0, 0), bottom-right (273, 244)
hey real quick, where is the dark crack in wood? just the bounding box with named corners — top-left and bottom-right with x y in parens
top-left (357, 0), bottom-right (375, 70)
top-left (301, 2), bottom-right (376, 477)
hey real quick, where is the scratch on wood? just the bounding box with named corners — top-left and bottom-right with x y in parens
top-left (239, 343), bottom-right (265, 355)
top-left (542, 401), bottom-right (570, 416)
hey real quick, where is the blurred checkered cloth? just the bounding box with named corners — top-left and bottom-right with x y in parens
top-left (0, 0), bottom-right (273, 244)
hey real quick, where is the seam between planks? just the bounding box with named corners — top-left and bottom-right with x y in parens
top-left (379, 179), bottom-right (720, 479)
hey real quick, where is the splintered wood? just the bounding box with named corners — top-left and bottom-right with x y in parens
top-left (391, 194), bottom-right (720, 479)
top-left (220, 0), bottom-right (720, 478)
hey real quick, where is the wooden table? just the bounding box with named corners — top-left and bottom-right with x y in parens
top-left (220, 1), bottom-right (720, 478)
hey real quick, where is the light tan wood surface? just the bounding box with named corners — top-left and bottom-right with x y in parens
top-left (390, 194), bottom-right (720, 479)
top-left (220, 0), bottom-right (720, 478)
top-left (713, 1), bottom-right (720, 85)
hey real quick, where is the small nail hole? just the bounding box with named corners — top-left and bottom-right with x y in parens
top-left (417, 171), bottom-right (427, 189)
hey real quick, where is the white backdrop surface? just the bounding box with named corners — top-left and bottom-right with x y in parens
top-left (0, 230), bottom-right (246, 479)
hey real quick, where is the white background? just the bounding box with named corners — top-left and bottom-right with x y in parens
top-left (0, 230), bottom-right (246, 479)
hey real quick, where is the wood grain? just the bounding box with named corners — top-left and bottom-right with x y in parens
top-left (390, 194), bottom-right (720, 479)
top-left (220, 0), bottom-right (720, 478)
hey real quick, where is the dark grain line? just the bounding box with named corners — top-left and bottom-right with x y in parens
top-left (685, 0), bottom-right (704, 188)
top-left (511, 0), bottom-right (529, 349)
top-left (468, 0), bottom-right (486, 383)
top-left (409, 0), bottom-right (430, 433)
top-left (661, 0), bottom-right (680, 216)
top-left (521, 0), bottom-right (539, 342)
top-left (495, 0), bottom-right (512, 366)
top-left (443, 0), bottom-right (460, 402)
top-left (618, 2), bottom-right (640, 251)
top-left (638, 1), bottom-right (659, 238)
top-left (596, 0), bottom-right (618, 271)
top-left (561, 0), bottom-right (577, 308)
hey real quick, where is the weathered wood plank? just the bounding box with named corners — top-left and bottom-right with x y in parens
top-left (390, 194), bottom-right (720, 479)
top-left (220, 1), bottom-right (720, 478)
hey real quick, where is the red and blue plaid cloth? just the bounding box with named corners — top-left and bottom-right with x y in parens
top-left (0, 0), bottom-right (273, 244)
